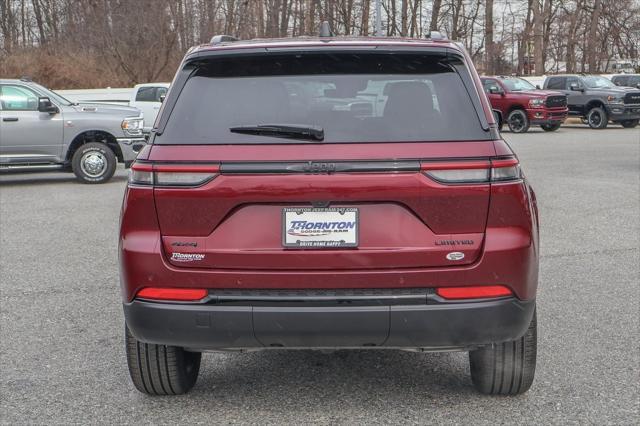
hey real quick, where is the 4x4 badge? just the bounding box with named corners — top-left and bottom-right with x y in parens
top-left (171, 241), bottom-right (198, 247)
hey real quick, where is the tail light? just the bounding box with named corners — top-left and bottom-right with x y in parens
top-left (137, 287), bottom-right (208, 301)
top-left (421, 157), bottom-right (521, 184)
top-left (129, 162), bottom-right (219, 187)
top-left (436, 285), bottom-right (513, 300)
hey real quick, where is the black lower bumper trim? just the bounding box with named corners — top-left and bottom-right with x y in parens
top-left (530, 119), bottom-right (564, 125)
top-left (606, 105), bottom-right (640, 120)
top-left (124, 297), bottom-right (535, 351)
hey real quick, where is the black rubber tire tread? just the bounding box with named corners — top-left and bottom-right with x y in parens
top-left (507, 109), bottom-right (530, 133)
top-left (586, 107), bottom-right (608, 129)
top-left (71, 142), bottom-right (117, 184)
top-left (125, 326), bottom-right (201, 395)
top-left (620, 119), bottom-right (639, 128)
top-left (540, 122), bottom-right (562, 132)
top-left (469, 309), bottom-right (537, 395)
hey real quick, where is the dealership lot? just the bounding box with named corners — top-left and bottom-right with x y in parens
top-left (1, 126), bottom-right (638, 424)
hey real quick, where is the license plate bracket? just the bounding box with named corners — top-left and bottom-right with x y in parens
top-left (282, 207), bottom-right (359, 248)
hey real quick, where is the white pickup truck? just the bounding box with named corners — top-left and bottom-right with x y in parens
top-left (57, 82), bottom-right (169, 133)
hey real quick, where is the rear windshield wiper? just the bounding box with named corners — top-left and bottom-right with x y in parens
top-left (229, 124), bottom-right (324, 141)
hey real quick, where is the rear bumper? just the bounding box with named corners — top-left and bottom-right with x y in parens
top-left (605, 105), bottom-right (640, 121)
top-left (124, 295), bottom-right (535, 351)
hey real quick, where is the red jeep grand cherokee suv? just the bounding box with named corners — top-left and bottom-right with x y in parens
top-left (120, 35), bottom-right (539, 396)
top-left (481, 76), bottom-right (568, 133)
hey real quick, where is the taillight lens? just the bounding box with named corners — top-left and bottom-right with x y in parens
top-left (490, 158), bottom-right (522, 181)
top-left (426, 168), bottom-right (490, 183)
top-left (129, 163), bottom-right (153, 185)
top-left (436, 285), bottom-right (513, 300)
top-left (137, 287), bottom-right (208, 301)
top-left (129, 162), bottom-right (219, 187)
top-left (422, 157), bottom-right (521, 184)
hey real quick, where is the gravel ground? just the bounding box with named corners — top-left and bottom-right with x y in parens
top-left (1, 125), bottom-right (639, 424)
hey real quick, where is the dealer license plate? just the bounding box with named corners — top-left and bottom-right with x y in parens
top-left (282, 207), bottom-right (359, 248)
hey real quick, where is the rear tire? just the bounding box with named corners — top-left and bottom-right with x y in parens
top-left (125, 326), bottom-right (201, 395)
top-left (507, 109), bottom-right (530, 133)
top-left (540, 122), bottom-right (561, 132)
top-left (469, 309), bottom-right (537, 395)
top-left (586, 107), bottom-right (608, 129)
top-left (620, 119), bottom-right (639, 128)
top-left (71, 142), bottom-right (117, 184)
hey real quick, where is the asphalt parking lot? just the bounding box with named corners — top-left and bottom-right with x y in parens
top-left (1, 125), bottom-right (639, 424)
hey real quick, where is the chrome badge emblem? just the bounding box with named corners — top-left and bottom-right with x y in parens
top-left (446, 252), bottom-right (465, 261)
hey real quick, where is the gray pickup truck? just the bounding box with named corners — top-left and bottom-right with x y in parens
top-left (0, 78), bottom-right (146, 183)
top-left (543, 74), bottom-right (640, 129)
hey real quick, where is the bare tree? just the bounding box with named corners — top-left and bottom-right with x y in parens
top-left (1, 0), bottom-right (638, 88)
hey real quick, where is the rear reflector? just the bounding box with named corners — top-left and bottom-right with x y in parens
top-left (136, 287), bottom-right (208, 301)
top-left (129, 162), bottom-right (219, 187)
top-left (421, 157), bottom-right (521, 184)
top-left (436, 285), bottom-right (513, 300)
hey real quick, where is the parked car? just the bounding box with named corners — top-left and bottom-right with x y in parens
top-left (120, 32), bottom-right (539, 396)
top-left (611, 74), bottom-right (640, 89)
top-left (129, 83), bottom-right (170, 133)
top-left (0, 78), bottom-right (146, 183)
top-left (480, 76), bottom-right (568, 133)
top-left (543, 74), bottom-right (640, 129)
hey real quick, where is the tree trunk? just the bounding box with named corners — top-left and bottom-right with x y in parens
top-left (532, 0), bottom-right (544, 75)
top-left (401, 0), bottom-right (408, 36)
top-left (32, 0), bottom-right (47, 46)
top-left (409, 0), bottom-right (420, 37)
top-left (485, 0), bottom-right (494, 75)
top-left (361, 0), bottom-right (370, 35)
top-left (587, 0), bottom-right (602, 72)
top-left (430, 0), bottom-right (441, 31)
top-left (451, 0), bottom-right (463, 40)
top-left (565, 0), bottom-right (583, 73)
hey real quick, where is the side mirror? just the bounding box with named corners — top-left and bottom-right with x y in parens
top-left (569, 83), bottom-right (583, 91)
top-left (489, 87), bottom-right (504, 95)
top-left (159, 94), bottom-right (166, 103)
top-left (535, 84), bottom-right (541, 89)
top-left (38, 97), bottom-right (58, 114)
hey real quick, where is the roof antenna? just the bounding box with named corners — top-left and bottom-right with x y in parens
top-left (319, 21), bottom-right (333, 37)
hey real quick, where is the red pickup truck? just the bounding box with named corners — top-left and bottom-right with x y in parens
top-left (481, 76), bottom-right (568, 133)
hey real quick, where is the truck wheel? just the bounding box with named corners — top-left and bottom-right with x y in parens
top-left (71, 142), bottom-right (117, 184)
top-left (125, 326), bottom-right (201, 395)
top-left (540, 122), bottom-right (561, 132)
top-left (586, 107), bottom-right (608, 129)
top-left (507, 110), bottom-right (530, 133)
top-left (620, 119), bottom-right (639, 128)
top-left (469, 309), bottom-right (537, 395)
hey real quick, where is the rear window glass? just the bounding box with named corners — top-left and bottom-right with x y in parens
top-left (157, 52), bottom-right (490, 144)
